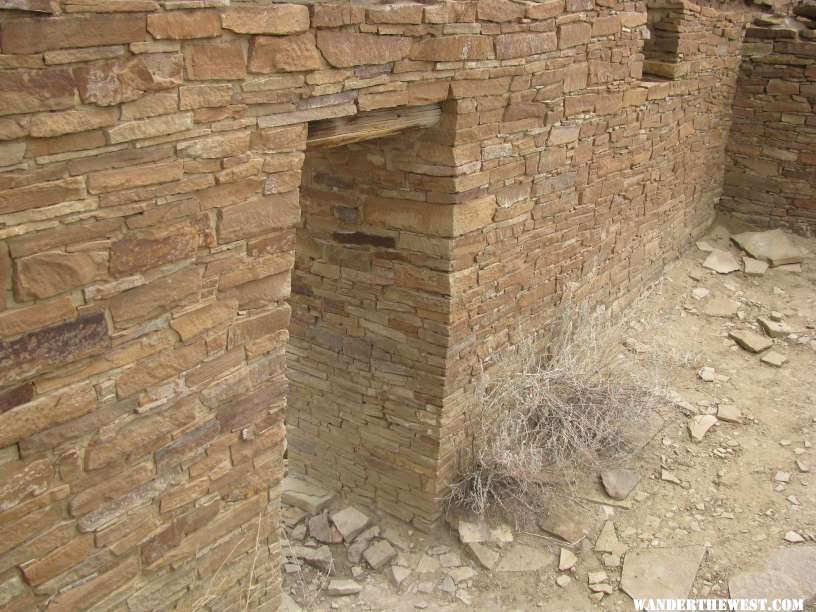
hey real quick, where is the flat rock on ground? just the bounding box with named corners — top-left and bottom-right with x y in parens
top-left (538, 502), bottom-right (592, 544)
top-left (330, 506), bottom-right (370, 542)
top-left (467, 543), bottom-right (500, 570)
top-left (689, 414), bottom-right (717, 442)
top-left (703, 297), bottom-right (739, 318)
top-left (601, 468), bottom-right (640, 500)
top-left (282, 476), bottom-right (333, 514)
top-left (729, 329), bottom-right (773, 353)
top-left (732, 229), bottom-right (803, 267)
top-left (761, 350), bottom-right (787, 367)
top-left (743, 256), bottom-right (769, 275)
top-left (364, 540), bottom-right (397, 570)
top-left (729, 545), bottom-right (816, 602)
top-left (703, 249), bottom-right (741, 274)
top-left (621, 546), bottom-right (706, 599)
top-left (326, 579), bottom-right (361, 596)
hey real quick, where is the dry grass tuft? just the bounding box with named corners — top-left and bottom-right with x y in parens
top-left (446, 293), bottom-right (665, 518)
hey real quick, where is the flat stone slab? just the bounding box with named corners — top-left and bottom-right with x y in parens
top-left (621, 546), bottom-right (706, 600)
top-left (729, 545), bottom-right (816, 603)
top-left (703, 249), bottom-right (740, 274)
top-left (689, 414), bottom-right (717, 442)
top-left (743, 256), bottom-right (768, 275)
top-left (495, 544), bottom-right (553, 572)
top-left (703, 297), bottom-right (739, 318)
top-left (761, 350), bottom-right (787, 367)
top-left (289, 545), bottom-right (333, 573)
top-left (717, 403), bottom-right (742, 423)
top-left (457, 519), bottom-right (513, 545)
top-left (732, 229), bottom-right (803, 266)
top-left (282, 476), bottom-right (333, 514)
top-left (538, 501), bottom-right (592, 544)
top-left (330, 506), bottom-right (370, 542)
top-left (308, 512), bottom-right (343, 544)
top-left (601, 468), bottom-right (640, 500)
top-left (729, 329), bottom-right (773, 353)
top-left (757, 317), bottom-right (789, 338)
top-left (467, 543), bottom-right (500, 570)
top-left (326, 579), bottom-right (361, 596)
top-left (364, 540), bottom-right (397, 570)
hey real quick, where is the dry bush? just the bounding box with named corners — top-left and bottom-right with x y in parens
top-left (446, 294), bottom-right (665, 518)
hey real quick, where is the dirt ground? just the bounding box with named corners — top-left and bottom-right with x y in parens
top-left (281, 216), bottom-right (816, 611)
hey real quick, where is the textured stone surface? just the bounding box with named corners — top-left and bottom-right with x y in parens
top-left (316, 31), bottom-right (412, 67)
top-left (621, 546), bottom-right (706, 599)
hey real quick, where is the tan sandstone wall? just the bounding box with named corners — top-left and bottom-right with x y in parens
top-left (0, 0), bottom-right (750, 608)
top-left (722, 24), bottom-right (816, 234)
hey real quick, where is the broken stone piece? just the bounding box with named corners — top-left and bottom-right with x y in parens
top-left (347, 526), bottom-right (380, 564)
top-left (330, 506), bottom-right (370, 542)
top-left (698, 367), bottom-right (715, 382)
top-left (390, 565), bottom-right (411, 589)
top-left (743, 257), bottom-right (769, 275)
top-left (761, 351), bottom-right (787, 368)
top-left (757, 317), bottom-right (789, 338)
top-left (729, 545), bottom-right (816, 601)
top-left (784, 531), bottom-right (805, 544)
top-left (689, 414), bottom-right (717, 442)
top-left (729, 329), bottom-right (773, 353)
top-left (703, 297), bottom-right (739, 318)
top-left (594, 521), bottom-right (620, 554)
top-left (703, 249), bottom-right (741, 274)
top-left (556, 574), bottom-right (571, 587)
top-left (537, 502), bottom-right (591, 544)
top-left (282, 476), bottom-right (333, 514)
top-left (308, 512), bottom-right (343, 544)
top-left (621, 546), bottom-right (706, 599)
top-left (290, 545), bottom-right (333, 573)
top-left (446, 566), bottom-right (476, 584)
top-left (717, 404), bottom-right (742, 423)
top-left (661, 469), bottom-right (682, 485)
top-left (588, 570), bottom-right (608, 584)
top-left (731, 229), bottom-right (803, 267)
top-left (457, 519), bottom-right (513, 545)
top-left (326, 579), bottom-right (361, 596)
top-left (467, 543), bottom-right (500, 570)
top-left (364, 540), bottom-right (397, 570)
top-left (601, 468), bottom-right (640, 500)
top-left (691, 287), bottom-right (710, 300)
top-left (776, 263), bottom-right (802, 273)
top-left (559, 548), bottom-right (577, 571)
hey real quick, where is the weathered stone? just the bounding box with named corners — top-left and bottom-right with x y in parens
top-left (1, 14), bottom-right (147, 54)
top-left (559, 548), bottom-right (577, 571)
top-left (121, 92), bottom-right (179, 120)
top-left (688, 414), bottom-right (717, 442)
top-left (75, 53), bottom-right (183, 106)
top-left (0, 177), bottom-right (84, 215)
top-left (108, 266), bottom-right (202, 325)
top-left (0, 384), bottom-right (96, 448)
top-left (179, 84), bottom-right (233, 110)
top-left (477, 0), bottom-right (525, 22)
top-left (729, 545), bottom-right (816, 601)
top-left (743, 257), bottom-right (768, 275)
top-left (729, 329), bottom-right (773, 353)
top-left (467, 543), bottom-right (500, 570)
top-left (147, 10), bottom-right (222, 39)
top-left (330, 506), bottom-right (370, 542)
top-left (326, 579), bottom-right (361, 596)
top-left (496, 32), bottom-right (557, 59)
top-left (107, 112), bottom-right (193, 144)
top-left (184, 41), bottom-right (246, 80)
top-left (47, 556), bottom-right (139, 611)
top-left (316, 31), bottom-right (411, 67)
top-left (249, 34), bottom-right (321, 73)
top-left (218, 192), bottom-right (300, 243)
top-left (390, 565), bottom-right (412, 588)
top-left (364, 540), bottom-right (397, 570)
top-left (622, 546), bottom-right (706, 599)
top-left (410, 35), bottom-right (494, 61)
top-left (760, 351), bottom-right (787, 367)
top-left (281, 476), bottom-right (332, 514)
top-left (15, 251), bottom-right (108, 300)
top-left (89, 160), bottom-right (184, 193)
top-left (601, 468), bottom-right (640, 500)
top-left (757, 317), bottom-right (789, 338)
top-left (367, 4), bottom-right (424, 24)
top-left (559, 22), bottom-right (592, 48)
top-left (537, 502), bottom-right (591, 544)
top-left (703, 297), bottom-right (739, 318)
top-left (732, 229), bottom-right (803, 266)
top-left (222, 5), bottom-right (310, 34)
top-left (703, 249), bottom-right (741, 274)
top-left (0, 69), bottom-right (76, 117)
top-left (0, 295), bottom-right (77, 339)
top-left (290, 545), bottom-right (333, 572)
top-left (29, 108), bottom-right (117, 138)
top-left (717, 404), bottom-right (742, 423)
top-left (308, 511), bottom-right (343, 544)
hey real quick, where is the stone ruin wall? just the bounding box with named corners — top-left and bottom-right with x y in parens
top-left (0, 0), bottom-right (806, 609)
top-left (722, 24), bottom-right (816, 234)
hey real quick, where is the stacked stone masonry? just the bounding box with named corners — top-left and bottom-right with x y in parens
top-left (0, 0), bottom-right (811, 609)
top-left (722, 24), bottom-right (816, 233)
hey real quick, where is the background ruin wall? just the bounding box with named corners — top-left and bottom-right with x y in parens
top-left (0, 0), bottom-right (810, 609)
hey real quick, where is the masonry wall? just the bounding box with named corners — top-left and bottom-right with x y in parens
top-left (721, 27), bottom-right (816, 234)
top-left (0, 0), bottom-right (750, 608)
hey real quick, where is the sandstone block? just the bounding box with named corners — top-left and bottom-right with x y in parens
top-left (184, 41), bottom-right (246, 80)
top-left (121, 92), bottom-right (179, 120)
top-left (410, 35), bottom-right (493, 61)
top-left (29, 108), bottom-right (118, 138)
top-left (527, 0), bottom-right (563, 19)
top-left (218, 191), bottom-right (300, 243)
top-left (222, 5), bottom-right (309, 34)
top-left (0, 68), bottom-right (76, 117)
top-left (20, 534), bottom-right (94, 586)
top-left (107, 112), bottom-right (193, 143)
top-left (179, 84), bottom-right (233, 110)
top-left (15, 251), bottom-right (108, 300)
top-left (496, 32), bottom-right (557, 59)
top-left (147, 10), bottom-right (222, 39)
top-left (75, 53), bottom-right (183, 106)
top-left (171, 299), bottom-right (238, 341)
top-left (559, 22), bottom-right (591, 48)
top-left (0, 295), bottom-right (76, 339)
top-left (0, 311), bottom-right (108, 386)
top-left (316, 31), bottom-right (411, 67)
top-left (357, 80), bottom-right (449, 111)
top-left (109, 266), bottom-right (202, 325)
top-left (367, 4), bottom-right (424, 24)
top-left (1, 14), bottom-right (147, 54)
top-left (0, 142), bottom-right (26, 167)
top-left (111, 217), bottom-right (205, 276)
top-left (250, 34), bottom-right (322, 73)
top-left (48, 557), bottom-right (139, 611)
top-left (0, 383), bottom-right (96, 448)
top-left (88, 160), bottom-right (183, 193)
top-left (477, 0), bottom-right (525, 22)
top-left (0, 177), bottom-right (84, 216)
top-left (178, 131), bottom-right (250, 158)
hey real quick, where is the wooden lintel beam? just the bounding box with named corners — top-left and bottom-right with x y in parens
top-left (306, 104), bottom-right (442, 149)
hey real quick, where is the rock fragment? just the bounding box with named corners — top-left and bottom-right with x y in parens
top-left (703, 249), bottom-right (740, 274)
top-left (364, 540), bottom-right (397, 570)
top-left (731, 229), bottom-right (803, 267)
top-left (761, 351), bottom-right (787, 367)
top-left (689, 414), bottom-right (717, 442)
top-left (621, 546), bottom-right (705, 599)
top-left (601, 468), bottom-right (640, 500)
top-left (467, 543), bottom-right (499, 570)
top-left (743, 257), bottom-right (769, 275)
top-left (729, 329), bottom-right (773, 353)
top-left (282, 476), bottom-right (333, 514)
top-left (717, 404), bottom-right (742, 423)
top-left (559, 548), bottom-right (577, 571)
top-left (330, 506), bottom-right (370, 542)
top-left (326, 579), bottom-right (361, 596)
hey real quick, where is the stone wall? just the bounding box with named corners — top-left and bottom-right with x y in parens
top-left (0, 0), bottom-right (758, 608)
top-left (722, 24), bottom-right (816, 234)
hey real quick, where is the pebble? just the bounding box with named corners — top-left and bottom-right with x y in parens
top-left (698, 367), bottom-right (716, 382)
top-left (784, 531), bottom-right (805, 543)
top-left (556, 574), bottom-right (571, 587)
top-left (559, 548), bottom-right (577, 571)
